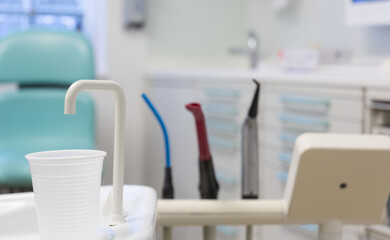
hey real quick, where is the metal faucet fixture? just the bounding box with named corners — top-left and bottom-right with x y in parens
top-left (230, 31), bottom-right (259, 69)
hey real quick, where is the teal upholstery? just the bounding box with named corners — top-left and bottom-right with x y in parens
top-left (0, 90), bottom-right (95, 187)
top-left (0, 30), bottom-right (96, 188)
top-left (0, 30), bottom-right (94, 85)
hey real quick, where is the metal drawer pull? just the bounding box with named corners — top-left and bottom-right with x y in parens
top-left (278, 153), bottom-right (292, 163)
top-left (280, 95), bottom-right (330, 107)
top-left (216, 226), bottom-right (238, 236)
top-left (204, 88), bottom-right (240, 99)
top-left (279, 133), bottom-right (299, 144)
top-left (369, 101), bottom-right (390, 111)
top-left (204, 104), bottom-right (238, 116)
top-left (209, 136), bottom-right (239, 150)
top-left (372, 126), bottom-right (390, 135)
top-left (277, 172), bottom-right (288, 182)
top-left (207, 121), bottom-right (239, 133)
top-left (280, 114), bottom-right (329, 128)
top-left (299, 224), bottom-right (319, 232)
top-left (216, 173), bottom-right (238, 184)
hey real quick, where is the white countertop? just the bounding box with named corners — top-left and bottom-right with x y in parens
top-left (148, 65), bottom-right (390, 89)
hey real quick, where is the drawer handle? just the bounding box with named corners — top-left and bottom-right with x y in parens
top-left (369, 101), bottom-right (390, 111)
top-left (216, 173), bottom-right (238, 184)
top-left (209, 136), bottom-right (239, 150)
top-left (280, 114), bottom-right (329, 128)
top-left (277, 172), bottom-right (288, 182)
top-left (204, 104), bottom-right (238, 116)
top-left (278, 153), bottom-right (292, 163)
top-left (280, 95), bottom-right (330, 107)
top-left (279, 133), bottom-right (299, 144)
top-left (299, 224), bottom-right (319, 232)
top-left (216, 226), bottom-right (238, 236)
top-left (204, 88), bottom-right (240, 99)
top-left (207, 121), bottom-right (239, 133)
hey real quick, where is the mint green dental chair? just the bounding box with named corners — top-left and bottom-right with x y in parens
top-left (0, 30), bottom-right (96, 191)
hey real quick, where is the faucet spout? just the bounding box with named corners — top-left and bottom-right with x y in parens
top-left (64, 79), bottom-right (126, 226)
top-left (228, 30), bottom-right (260, 69)
top-left (247, 31), bottom-right (259, 69)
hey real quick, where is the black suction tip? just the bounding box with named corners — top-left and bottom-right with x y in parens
top-left (162, 167), bottom-right (174, 199)
top-left (248, 79), bottom-right (260, 118)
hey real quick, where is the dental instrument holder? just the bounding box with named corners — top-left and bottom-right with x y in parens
top-left (157, 133), bottom-right (390, 240)
top-left (65, 80), bottom-right (126, 226)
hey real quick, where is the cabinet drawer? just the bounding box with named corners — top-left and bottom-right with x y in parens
top-left (218, 185), bottom-right (240, 200)
top-left (261, 150), bottom-right (291, 172)
top-left (211, 145), bottom-right (241, 198)
top-left (211, 145), bottom-right (241, 163)
top-left (265, 93), bottom-right (363, 119)
top-left (263, 112), bottom-right (362, 134)
top-left (261, 169), bottom-right (285, 199)
top-left (214, 162), bottom-right (240, 199)
top-left (265, 85), bottom-right (362, 101)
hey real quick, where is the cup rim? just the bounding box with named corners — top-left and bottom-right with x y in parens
top-left (26, 149), bottom-right (107, 162)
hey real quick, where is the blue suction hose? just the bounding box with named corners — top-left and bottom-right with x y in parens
top-left (142, 93), bottom-right (174, 199)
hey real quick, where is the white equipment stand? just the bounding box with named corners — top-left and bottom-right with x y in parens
top-left (157, 133), bottom-right (390, 240)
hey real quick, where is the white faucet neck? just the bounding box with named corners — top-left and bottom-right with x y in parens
top-left (64, 79), bottom-right (126, 226)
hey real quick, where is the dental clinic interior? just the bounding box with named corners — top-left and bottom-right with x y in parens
top-left (5, 1), bottom-right (390, 240)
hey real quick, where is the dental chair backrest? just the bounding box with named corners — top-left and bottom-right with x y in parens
top-left (0, 30), bottom-right (96, 189)
top-left (0, 30), bottom-right (94, 86)
top-left (284, 133), bottom-right (390, 224)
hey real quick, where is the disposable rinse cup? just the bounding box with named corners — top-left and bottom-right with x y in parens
top-left (26, 150), bottom-right (106, 240)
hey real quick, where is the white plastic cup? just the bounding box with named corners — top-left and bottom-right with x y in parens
top-left (26, 149), bottom-right (106, 240)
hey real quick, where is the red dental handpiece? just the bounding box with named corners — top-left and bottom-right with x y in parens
top-left (185, 103), bottom-right (211, 162)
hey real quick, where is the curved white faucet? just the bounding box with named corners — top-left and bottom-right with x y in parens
top-left (64, 80), bottom-right (126, 226)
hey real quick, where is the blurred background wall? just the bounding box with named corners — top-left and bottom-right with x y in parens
top-left (146, 0), bottom-right (247, 68)
top-left (245, 0), bottom-right (390, 59)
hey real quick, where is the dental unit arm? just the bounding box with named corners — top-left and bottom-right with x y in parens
top-left (64, 80), bottom-right (126, 226)
top-left (157, 133), bottom-right (390, 240)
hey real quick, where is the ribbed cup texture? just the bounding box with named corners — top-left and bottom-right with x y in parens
top-left (31, 173), bottom-right (102, 240)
